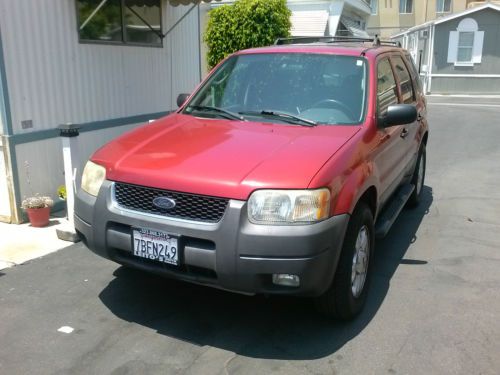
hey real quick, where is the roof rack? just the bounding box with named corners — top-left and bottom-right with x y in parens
top-left (274, 35), bottom-right (401, 48)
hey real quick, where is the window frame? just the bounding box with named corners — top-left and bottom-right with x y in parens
top-left (404, 53), bottom-right (422, 94)
top-left (456, 31), bottom-right (474, 64)
top-left (182, 53), bottom-right (370, 126)
top-left (390, 55), bottom-right (416, 104)
top-left (447, 18), bottom-right (484, 67)
top-left (376, 55), bottom-right (400, 120)
top-left (399, 0), bottom-right (413, 14)
top-left (436, 0), bottom-right (452, 13)
top-left (76, 0), bottom-right (163, 48)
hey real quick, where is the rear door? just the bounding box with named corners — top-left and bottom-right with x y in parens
top-left (390, 54), bottom-right (420, 175)
top-left (376, 56), bottom-right (408, 206)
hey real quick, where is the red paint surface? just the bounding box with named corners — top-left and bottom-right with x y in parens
top-left (92, 113), bottom-right (360, 200)
top-left (90, 45), bottom-right (428, 215)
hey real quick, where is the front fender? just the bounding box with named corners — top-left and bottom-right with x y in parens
top-left (333, 160), bottom-right (379, 216)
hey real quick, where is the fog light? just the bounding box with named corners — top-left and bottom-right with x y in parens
top-left (272, 274), bottom-right (300, 287)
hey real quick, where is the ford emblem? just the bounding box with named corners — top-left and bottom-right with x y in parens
top-left (152, 197), bottom-right (176, 211)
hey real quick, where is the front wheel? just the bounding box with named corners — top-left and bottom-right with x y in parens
top-left (314, 202), bottom-right (374, 320)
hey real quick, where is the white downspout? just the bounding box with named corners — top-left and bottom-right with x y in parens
top-left (427, 24), bottom-right (435, 93)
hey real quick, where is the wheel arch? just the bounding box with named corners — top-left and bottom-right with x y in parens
top-left (356, 186), bottom-right (378, 219)
top-left (334, 177), bottom-right (379, 218)
top-left (422, 131), bottom-right (429, 146)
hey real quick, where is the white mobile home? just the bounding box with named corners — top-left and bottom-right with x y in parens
top-left (0, 0), bottom-right (217, 223)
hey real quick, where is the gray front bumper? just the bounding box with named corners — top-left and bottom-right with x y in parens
top-left (75, 181), bottom-right (349, 297)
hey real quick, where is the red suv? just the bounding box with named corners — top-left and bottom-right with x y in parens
top-left (76, 37), bottom-right (428, 320)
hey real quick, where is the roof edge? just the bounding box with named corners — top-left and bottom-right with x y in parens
top-left (434, 3), bottom-right (500, 25)
top-left (391, 3), bottom-right (500, 38)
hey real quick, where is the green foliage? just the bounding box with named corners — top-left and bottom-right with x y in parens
top-left (57, 185), bottom-right (67, 201)
top-left (204, 0), bottom-right (291, 69)
top-left (78, 0), bottom-right (122, 41)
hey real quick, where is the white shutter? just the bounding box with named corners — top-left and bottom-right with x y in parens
top-left (472, 31), bottom-right (484, 63)
top-left (447, 31), bottom-right (458, 63)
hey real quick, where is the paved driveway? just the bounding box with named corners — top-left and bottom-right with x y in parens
top-left (1, 97), bottom-right (499, 374)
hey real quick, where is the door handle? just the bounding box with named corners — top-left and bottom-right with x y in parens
top-left (400, 128), bottom-right (409, 139)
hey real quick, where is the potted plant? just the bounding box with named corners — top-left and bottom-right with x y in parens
top-left (21, 195), bottom-right (54, 227)
top-left (20, 161), bottom-right (54, 227)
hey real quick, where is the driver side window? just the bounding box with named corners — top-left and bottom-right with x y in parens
top-left (377, 58), bottom-right (398, 115)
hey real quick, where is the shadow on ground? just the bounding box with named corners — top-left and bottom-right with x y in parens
top-left (99, 187), bottom-right (433, 360)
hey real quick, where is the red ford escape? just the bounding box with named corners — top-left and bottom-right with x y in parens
top-left (75, 37), bottom-right (428, 320)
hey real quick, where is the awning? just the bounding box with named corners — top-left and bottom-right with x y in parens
top-left (91, 0), bottom-right (223, 8)
top-left (340, 16), bottom-right (369, 38)
top-left (167, 0), bottom-right (222, 6)
top-left (290, 10), bottom-right (329, 37)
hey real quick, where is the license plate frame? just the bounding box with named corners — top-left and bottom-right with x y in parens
top-left (131, 227), bottom-right (180, 266)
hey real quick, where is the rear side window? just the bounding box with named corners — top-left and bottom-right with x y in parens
top-left (392, 56), bottom-right (415, 103)
top-left (405, 54), bottom-right (423, 93)
top-left (377, 58), bottom-right (398, 115)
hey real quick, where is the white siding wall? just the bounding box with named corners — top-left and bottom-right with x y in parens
top-left (0, 0), bottom-right (201, 134)
top-left (15, 123), bottom-right (140, 205)
top-left (0, 0), bottom-right (203, 219)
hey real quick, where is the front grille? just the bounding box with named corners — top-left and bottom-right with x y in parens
top-left (113, 182), bottom-right (229, 223)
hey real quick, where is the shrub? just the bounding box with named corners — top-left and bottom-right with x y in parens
top-left (204, 0), bottom-right (291, 69)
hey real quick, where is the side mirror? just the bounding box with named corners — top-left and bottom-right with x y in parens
top-left (379, 104), bottom-right (417, 127)
top-left (177, 93), bottom-right (190, 108)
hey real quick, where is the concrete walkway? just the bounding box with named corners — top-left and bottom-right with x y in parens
top-left (0, 216), bottom-right (72, 270)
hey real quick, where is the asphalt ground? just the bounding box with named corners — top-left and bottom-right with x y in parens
top-left (1, 96), bottom-right (499, 375)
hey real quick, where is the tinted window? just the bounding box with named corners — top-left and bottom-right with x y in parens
top-left (392, 56), bottom-right (415, 104)
top-left (123, 0), bottom-right (162, 45)
top-left (457, 31), bottom-right (474, 63)
top-left (377, 58), bottom-right (398, 114)
top-left (185, 54), bottom-right (368, 125)
top-left (399, 0), bottom-right (413, 13)
top-left (77, 0), bottom-right (161, 46)
top-left (437, 0), bottom-right (452, 12)
top-left (405, 54), bottom-right (422, 93)
top-left (78, 0), bottom-right (123, 42)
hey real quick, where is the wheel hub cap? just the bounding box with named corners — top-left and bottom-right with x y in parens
top-left (416, 157), bottom-right (424, 195)
top-left (351, 226), bottom-right (370, 298)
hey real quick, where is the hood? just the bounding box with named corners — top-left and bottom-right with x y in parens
top-left (91, 113), bottom-right (360, 200)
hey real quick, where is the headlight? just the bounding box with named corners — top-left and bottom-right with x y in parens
top-left (81, 161), bottom-right (106, 197)
top-left (248, 188), bottom-right (331, 224)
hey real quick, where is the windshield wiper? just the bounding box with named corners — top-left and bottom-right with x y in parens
top-left (239, 110), bottom-right (317, 126)
top-left (187, 105), bottom-right (245, 121)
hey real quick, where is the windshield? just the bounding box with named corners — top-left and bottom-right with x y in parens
top-left (183, 53), bottom-right (368, 125)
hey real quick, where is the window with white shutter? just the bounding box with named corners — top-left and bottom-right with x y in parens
top-left (446, 18), bottom-right (484, 67)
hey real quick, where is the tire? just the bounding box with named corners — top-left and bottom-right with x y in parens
top-left (314, 202), bottom-right (375, 320)
top-left (407, 143), bottom-right (426, 208)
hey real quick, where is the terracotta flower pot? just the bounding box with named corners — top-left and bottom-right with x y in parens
top-left (26, 207), bottom-right (50, 227)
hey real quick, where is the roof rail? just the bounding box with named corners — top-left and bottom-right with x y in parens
top-left (274, 35), bottom-right (401, 48)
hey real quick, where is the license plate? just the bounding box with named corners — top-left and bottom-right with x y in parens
top-left (132, 228), bottom-right (179, 266)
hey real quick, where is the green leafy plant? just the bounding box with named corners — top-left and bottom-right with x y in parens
top-left (204, 0), bottom-right (291, 69)
top-left (57, 185), bottom-right (67, 201)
